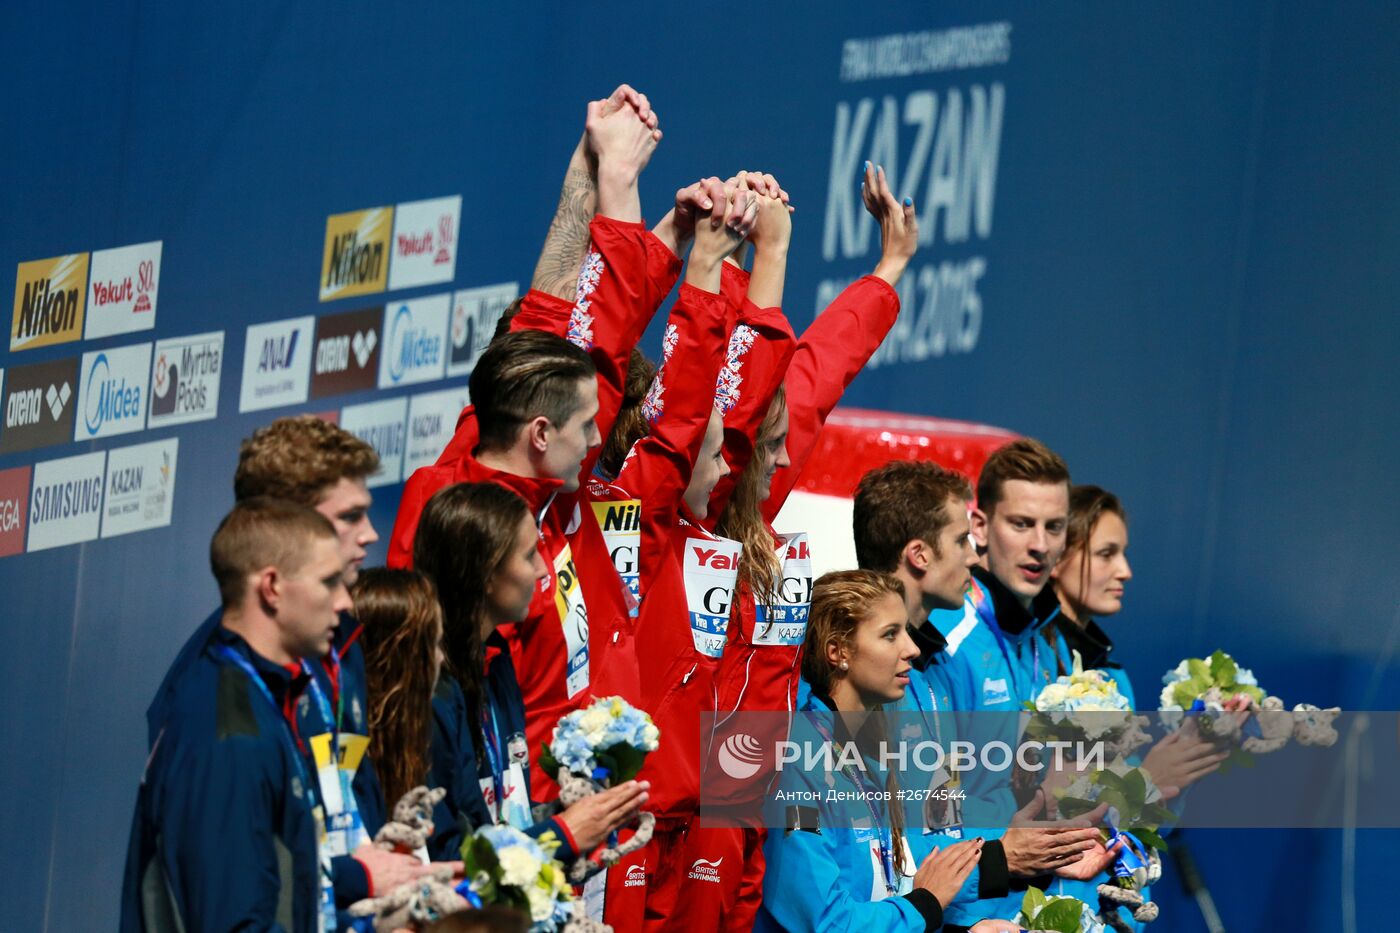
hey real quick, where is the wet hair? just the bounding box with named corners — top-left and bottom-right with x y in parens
top-left (976, 438), bottom-right (1070, 515)
top-left (414, 482), bottom-right (532, 762)
top-left (853, 460), bottom-right (972, 571)
top-left (715, 385), bottom-right (788, 605)
top-left (209, 497), bottom-right (337, 607)
top-left (354, 568), bottom-right (443, 809)
top-left (596, 349), bottom-right (657, 480)
top-left (469, 330), bottom-right (595, 452)
top-left (800, 569), bottom-right (909, 870)
top-left (234, 415), bottom-right (379, 506)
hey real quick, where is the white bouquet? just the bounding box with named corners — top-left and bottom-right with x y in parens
top-left (458, 824), bottom-right (575, 931)
top-left (1024, 652), bottom-right (1147, 758)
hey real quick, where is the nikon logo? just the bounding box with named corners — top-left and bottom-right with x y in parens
top-left (11, 253), bottom-right (89, 351)
top-left (320, 207), bottom-right (392, 301)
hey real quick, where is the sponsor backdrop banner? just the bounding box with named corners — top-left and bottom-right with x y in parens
top-left (1, 3), bottom-right (1397, 930)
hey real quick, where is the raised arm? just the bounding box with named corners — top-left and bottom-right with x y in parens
top-left (528, 85), bottom-right (657, 301)
top-left (763, 162), bottom-right (915, 520)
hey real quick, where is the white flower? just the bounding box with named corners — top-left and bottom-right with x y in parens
top-left (525, 883), bottom-right (555, 922)
top-left (1036, 683), bottom-right (1071, 710)
top-left (497, 846), bottom-right (540, 888)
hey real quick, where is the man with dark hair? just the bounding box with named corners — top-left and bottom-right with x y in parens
top-left (122, 500), bottom-right (454, 932)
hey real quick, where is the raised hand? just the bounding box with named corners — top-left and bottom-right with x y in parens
top-left (596, 84), bottom-right (660, 134)
top-left (671, 177), bottom-right (729, 245)
top-left (862, 160), bottom-right (917, 286)
top-left (586, 97), bottom-right (660, 178)
top-left (748, 190), bottom-right (792, 252)
top-left (912, 837), bottom-right (982, 907)
top-left (691, 183), bottom-right (748, 266)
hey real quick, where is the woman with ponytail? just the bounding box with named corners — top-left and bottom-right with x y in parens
top-left (757, 570), bottom-right (996, 933)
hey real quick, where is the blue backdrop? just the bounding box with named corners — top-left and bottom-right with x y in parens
top-left (2, 1), bottom-right (1397, 929)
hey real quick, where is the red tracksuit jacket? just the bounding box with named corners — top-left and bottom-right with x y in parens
top-left (387, 216), bottom-right (681, 800)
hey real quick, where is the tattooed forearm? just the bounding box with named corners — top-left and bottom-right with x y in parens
top-left (531, 164), bottom-right (597, 301)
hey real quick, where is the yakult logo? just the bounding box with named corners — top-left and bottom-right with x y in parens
top-left (389, 196), bottom-right (460, 290)
top-left (85, 241), bottom-right (162, 339)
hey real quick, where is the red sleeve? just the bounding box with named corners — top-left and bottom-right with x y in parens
top-left (763, 274), bottom-right (900, 521)
top-left (612, 283), bottom-right (729, 576)
top-left (643, 230), bottom-right (683, 310)
top-left (433, 407), bottom-right (478, 468)
top-left (509, 288), bottom-right (572, 338)
top-left (386, 463), bottom-right (456, 569)
top-left (704, 274), bottom-right (797, 523)
top-left (569, 215), bottom-right (665, 482)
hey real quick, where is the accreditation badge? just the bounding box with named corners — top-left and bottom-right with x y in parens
top-left (753, 532), bottom-right (813, 647)
top-left (553, 544), bottom-right (590, 697)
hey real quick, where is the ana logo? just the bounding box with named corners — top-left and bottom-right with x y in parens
top-left (320, 207), bottom-right (392, 301)
top-left (149, 331), bottom-right (224, 426)
top-left (259, 332), bottom-right (299, 372)
top-left (239, 317), bottom-right (314, 412)
top-left (378, 295), bottom-right (448, 388)
top-left (388, 196), bottom-right (460, 290)
top-left (0, 358), bottom-right (80, 454)
top-left (624, 864), bottom-right (647, 888)
top-left (84, 241), bottom-right (161, 340)
top-left (716, 733), bottom-right (765, 780)
top-left (79, 344), bottom-right (151, 440)
top-left (11, 253), bottom-right (89, 351)
top-left (311, 309), bottom-right (381, 400)
top-left (687, 857), bottom-right (723, 883)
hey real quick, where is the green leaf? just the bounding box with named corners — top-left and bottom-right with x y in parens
top-left (1187, 658), bottom-right (1211, 681)
top-left (1095, 769), bottom-right (1128, 795)
top-left (1138, 803), bottom-right (1176, 826)
top-left (1209, 651), bottom-right (1237, 685)
top-left (1057, 796), bottom-right (1099, 819)
top-left (1236, 684), bottom-right (1265, 704)
top-left (1022, 886), bottom-right (1047, 919)
top-left (539, 741), bottom-right (562, 781)
top-left (1123, 769), bottom-right (1147, 809)
top-left (1036, 898), bottom-right (1087, 933)
top-left (602, 742), bottom-right (648, 784)
top-left (1098, 788), bottom-right (1130, 816)
top-left (1134, 828), bottom-right (1169, 852)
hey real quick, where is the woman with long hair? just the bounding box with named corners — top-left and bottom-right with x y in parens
top-left (757, 570), bottom-right (997, 932)
top-left (413, 482), bottom-right (649, 863)
top-left (354, 568), bottom-right (446, 827)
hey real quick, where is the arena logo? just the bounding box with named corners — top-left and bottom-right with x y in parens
top-left (320, 207), bottom-right (392, 302)
top-left (388, 195), bottom-right (461, 290)
top-left (0, 466), bottom-right (31, 558)
top-left (403, 385), bottom-right (470, 474)
top-left (448, 282), bottom-right (518, 377)
top-left (101, 437), bottom-right (178, 538)
top-left (76, 343), bottom-right (152, 441)
top-left (378, 295), bottom-right (448, 388)
top-left (11, 252), bottom-right (89, 351)
top-left (0, 357), bottom-right (79, 454)
top-left (311, 307), bottom-right (382, 399)
top-left (149, 331), bottom-right (224, 427)
top-left (239, 316), bottom-right (314, 412)
top-left (27, 450), bottom-right (106, 552)
top-left (338, 397), bottom-right (407, 488)
top-left (84, 241), bottom-right (162, 339)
